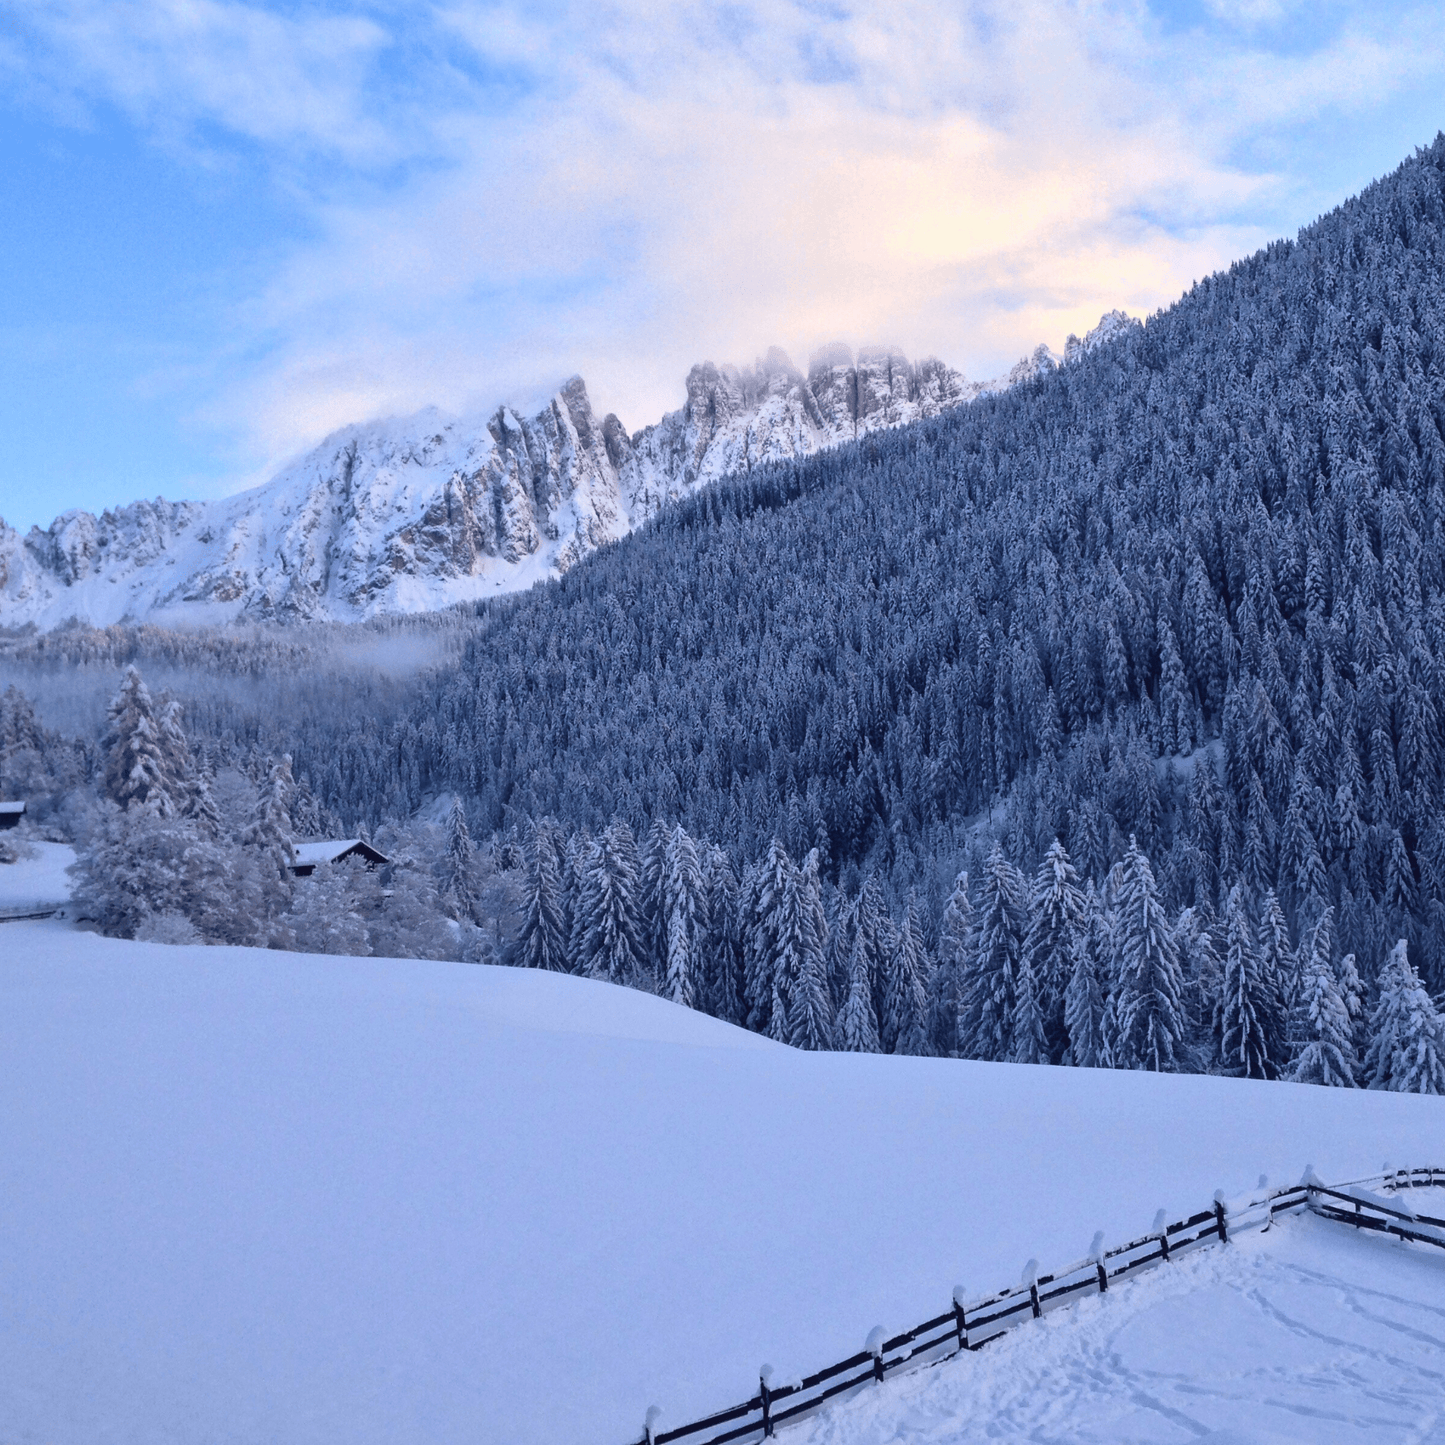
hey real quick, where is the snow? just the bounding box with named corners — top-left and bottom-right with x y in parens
top-left (0, 840), bottom-right (74, 914)
top-left (2, 840), bottom-right (1440, 1444)
top-left (786, 1207), bottom-right (1445, 1445)
top-left (291, 839), bottom-right (365, 867)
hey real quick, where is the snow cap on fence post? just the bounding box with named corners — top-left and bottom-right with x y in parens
top-left (1300, 1164), bottom-right (1321, 1187)
top-left (1152, 1209), bottom-right (1171, 1260)
top-left (1022, 1258), bottom-right (1041, 1318)
top-left (1088, 1231), bottom-right (1105, 1262)
top-left (865, 1326), bottom-right (887, 1383)
top-left (644, 1405), bottom-right (662, 1445)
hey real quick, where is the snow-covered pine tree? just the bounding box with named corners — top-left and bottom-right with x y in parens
top-left (1255, 889), bottom-right (1292, 1060)
top-left (1112, 837), bottom-right (1186, 1072)
top-left (1064, 881), bottom-right (1109, 1067)
top-left (837, 931), bottom-right (882, 1052)
top-left (244, 753), bottom-right (297, 888)
top-left (663, 824), bottom-right (705, 1008)
top-left (1362, 940), bottom-right (1445, 1093)
top-left (442, 796), bottom-right (481, 923)
top-left (701, 843), bottom-right (746, 1024)
top-left (929, 870), bottom-right (971, 1057)
top-left (1022, 839), bottom-right (1085, 1063)
top-left (102, 666), bottom-right (175, 815)
top-left (743, 841), bottom-right (792, 1035)
top-left (1288, 909), bottom-right (1356, 1086)
top-left (641, 817), bottom-right (672, 979)
top-left (784, 848), bottom-right (834, 1050)
top-left (883, 894), bottom-right (931, 1056)
top-left (958, 844), bottom-right (1027, 1061)
top-left (1216, 885), bottom-right (1274, 1079)
top-left (1009, 948), bottom-right (1047, 1065)
top-left (573, 822), bottom-right (647, 986)
top-left (856, 876), bottom-right (897, 1033)
top-left (514, 818), bottom-right (568, 971)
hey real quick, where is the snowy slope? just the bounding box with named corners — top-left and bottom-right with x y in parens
top-left (1, 906), bottom-right (1442, 1445)
top-left (0, 319), bottom-right (1131, 630)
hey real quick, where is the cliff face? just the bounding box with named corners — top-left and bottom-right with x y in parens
top-left (0, 317), bottom-right (1135, 629)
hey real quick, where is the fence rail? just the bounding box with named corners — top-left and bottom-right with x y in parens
top-left (0, 909), bottom-right (58, 924)
top-left (630, 1165), bottom-right (1445, 1445)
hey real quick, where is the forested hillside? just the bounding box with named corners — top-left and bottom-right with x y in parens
top-left (295, 139), bottom-right (1445, 986)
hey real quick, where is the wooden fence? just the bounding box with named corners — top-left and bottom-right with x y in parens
top-left (630, 1165), bottom-right (1445, 1445)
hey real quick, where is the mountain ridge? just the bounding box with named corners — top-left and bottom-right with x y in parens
top-left (0, 314), bottom-right (1136, 631)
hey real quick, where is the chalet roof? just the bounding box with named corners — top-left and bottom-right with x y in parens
top-left (0, 801), bottom-right (26, 817)
top-left (290, 838), bottom-right (390, 869)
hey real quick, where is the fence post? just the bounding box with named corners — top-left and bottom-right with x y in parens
top-left (952, 1285), bottom-right (969, 1350)
top-left (1022, 1259), bottom-right (1041, 1318)
top-left (643, 1405), bottom-right (662, 1445)
top-left (866, 1327), bottom-right (887, 1383)
top-left (1214, 1190), bottom-right (1228, 1243)
top-left (759, 1366), bottom-right (773, 1438)
top-left (1152, 1210), bottom-right (1171, 1261)
top-left (1089, 1231), bottom-right (1108, 1294)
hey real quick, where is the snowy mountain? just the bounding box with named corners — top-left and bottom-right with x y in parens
top-left (0, 318), bottom-right (1132, 630)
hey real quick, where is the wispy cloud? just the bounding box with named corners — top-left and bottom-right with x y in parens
top-left (4, 0), bottom-right (1444, 486)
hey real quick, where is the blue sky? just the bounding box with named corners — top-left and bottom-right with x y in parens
top-left (1, 0), bottom-right (1442, 532)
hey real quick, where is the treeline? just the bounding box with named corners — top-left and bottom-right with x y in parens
top-left (509, 812), bottom-right (1444, 1091)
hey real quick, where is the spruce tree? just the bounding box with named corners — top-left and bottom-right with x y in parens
top-left (1022, 839), bottom-right (1085, 1063)
top-left (958, 844), bottom-right (1027, 1061)
top-left (701, 844), bottom-right (746, 1024)
top-left (837, 933), bottom-right (882, 1052)
top-left (1064, 881), bottom-right (1109, 1067)
top-left (442, 797), bottom-right (481, 924)
top-left (515, 819), bottom-right (568, 971)
top-left (1112, 837), bottom-right (1186, 1072)
top-left (102, 666), bottom-right (174, 815)
top-left (244, 754), bottom-right (297, 884)
top-left (1363, 940), bottom-right (1445, 1093)
top-left (574, 824), bottom-right (647, 986)
top-left (1009, 949), bottom-right (1047, 1065)
top-left (785, 848), bottom-right (834, 1050)
top-left (1217, 886), bottom-right (1274, 1079)
top-left (884, 895), bottom-right (931, 1056)
top-left (1288, 909), bottom-right (1357, 1086)
top-left (663, 825), bottom-right (704, 1009)
top-left (929, 870), bottom-right (971, 1058)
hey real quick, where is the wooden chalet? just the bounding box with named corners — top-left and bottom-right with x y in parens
top-left (0, 801), bottom-right (26, 832)
top-left (290, 839), bottom-right (390, 878)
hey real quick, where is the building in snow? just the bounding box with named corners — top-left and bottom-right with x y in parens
top-left (0, 802), bottom-right (26, 831)
top-left (290, 839), bottom-right (390, 878)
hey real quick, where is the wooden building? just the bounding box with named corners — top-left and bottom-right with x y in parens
top-left (289, 838), bottom-right (390, 878)
top-left (0, 802), bottom-right (26, 832)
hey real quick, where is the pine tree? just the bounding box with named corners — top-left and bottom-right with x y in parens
top-left (641, 817), bottom-right (672, 978)
top-left (1362, 940), bottom-right (1445, 1093)
top-left (442, 797), bottom-right (481, 923)
top-left (663, 824), bottom-right (704, 1008)
top-left (837, 932), bottom-right (882, 1052)
top-left (1288, 909), bottom-right (1357, 1086)
top-left (701, 844), bottom-right (746, 1024)
top-left (1216, 886), bottom-right (1274, 1079)
top-left (515, 818), bottom-right (568, 971)
top-left (244, 753), bottom-right (297, 884)
top-left (1112, 837), bottom-right (1186, 1072)
top-left (1255, 889), bottom-right (1292, 1065)
top-left (1022, 839), bottom-right (1085, 1064)
top-left (884, 895), bottom-right (931, 1056)
top-left (743, 840), bottom-right (793, 1035)
top-left (573, 823), bottom-right (647, 986)
top-left (1009, 949), bottom-right (1047, 1065)
top-left (929, 870), bottom-right (971, 1057)
top-left (958, 844), bottom-right (1027, 1061)
top-left (785, 848), bottom-right (834, 1050)
top-left (102, 666), bottom-right (175, 815)
top-left (1064, 881), bottom-right (1109, 1067)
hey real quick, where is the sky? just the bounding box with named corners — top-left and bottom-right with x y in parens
top-left (0, 1), bottom-right (1442, 531)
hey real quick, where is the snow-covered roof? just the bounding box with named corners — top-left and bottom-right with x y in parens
top-left (0, 801), bottom-right (26, 816)
top-left (292, 839), bottom-right (363, 867)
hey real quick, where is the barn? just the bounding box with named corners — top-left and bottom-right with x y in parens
top-left (0, 802), bottom-right (26, 832)
top-left (289, 839), bottom-right (390, 878)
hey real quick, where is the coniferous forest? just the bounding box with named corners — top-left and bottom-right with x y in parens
top-left (8, 136), bottom-right (1445, 1089)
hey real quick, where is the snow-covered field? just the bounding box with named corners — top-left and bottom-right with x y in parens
top-left (0, 840), bottom-right (74, 913)
top-left (792, 1207), bottom-right (1445, 1445)
top-left (1, 849), bottom-right (1444, 1445)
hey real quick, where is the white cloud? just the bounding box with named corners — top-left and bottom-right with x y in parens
top-left (7, 0), bottom-right (1445, 481)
